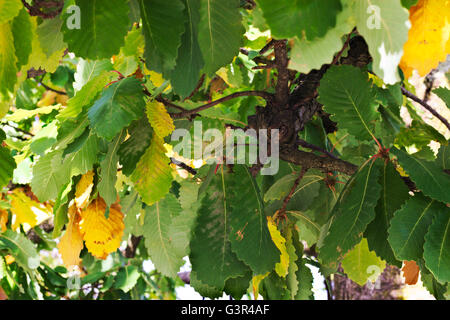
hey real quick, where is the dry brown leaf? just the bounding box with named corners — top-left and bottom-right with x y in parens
top-left (402, 260), bottom-right (420, 285)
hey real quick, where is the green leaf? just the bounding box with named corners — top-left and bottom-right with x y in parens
top-left (30, 150), bottom-right (70, 202)
top-left (0, 0), bottom-right (21, 24)
top-left (62, 132), bottom-right (100, 177)
top-left (392, 148), bottom-right (450, 204)
top-left (260, 271), bottom-right (291, 300)
top-left (121, 191), bottom-right (143, 240)
top-left (290, 211), bottom-right (321, 247)
top-left (170, 0), bottom-right (204, 98)
top-left (319, 159), bottom-right (382, 266)
top-left (318, 65), bottom-right (379, 142)
top-left (189, 165), bottom-right (252, 289)
top-left (190, 270), bottom-right (223, 299)
top-left (114, 266), bottom-right (140, 293)
top-left (88, 77), bottom-right (146, 141)
top-left (289, 3), bottom-right (353, 73)
top-left (0, 230), bottom-right (39, 273)
top-left (228, 166), bottom-right (279, 275)
top-left (347, 0), bottom-right (410, 84)
top-left (0, 131), bottom-right (16, 188)
top-left (118, 118), bottom-right (153, 176)
top-left (401, 0), bottom-right (418, 9)
top-left (341, 238), bottom-right (386, 286)
top-left (58, 70), bottom-right (114, 121)
top-left (388, 193), bottom-right (443, 261)
top-left (295, 259), bottom-right (314, 300)
top-left (130, 135), bottom-right (173, 206)
top-left (434, 87), bottom-right (450, 109)
top-left (198, 0), bottom-right (244, 75)
top-left (0, 22), bottom-right (18, 95)
top-left (98, 131), bottom-right (125, 207)
top-left (418, 259), bottom-right (448, 300)
top-left (52, 181), bottom-right (73, 238)
top-left (73, 58), bottom-right (113, 92)
top-left (395, 120), bottom-right (447, 149)
top-left (62, 0), bottom-right (129, 59)
top-left (36, 17), bottom-right (66, 58)
top-left (113, 27), bottom-right (143, 76)
top-left (424, 207), bottom-right (450, 283)
top-left (11, 8), bottom-right (33, 70)
top-left (168, 181), bottom-right (201, 258)
top-left (54, 115), bottom-right (90, 150)
top-left (264, 170), bottom-right (322, 204)
top-left (224, 271), bottom-right (252, 299)
top-left (140, 194), bottom-right (184, 278)
top-left (365, 161), bottom-right (409, 267)
top-left (139, 0), bottom-right (185, 74)
top-left (436, 144), bottom-right (450, 171)
top-left (257, 0), bottom-right (341, 40)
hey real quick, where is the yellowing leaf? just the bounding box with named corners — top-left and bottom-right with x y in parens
top-left (146, 100), bottom-right (175, 138)
top-left (78, 198), bottom-right (124, 259)
top-left (75, 171), bottom-right (94, 209)
top-left (341, 238), bottom-right (386, 286)
top-left (9, 189), bottom-right (52, 231)
top-left (402, 260), bottom-right (420, 285)
top-left (145, 69), bottom-right (171, 92)
top-left (5, 104), bottom-right (61, 121)
top-left (37, 90), bottom-right (58, 107)
top-left (252, 272), bottom-right (270, 299)
top-left (400, 0), bottom-right (450, 77)
top-left (131, 135), bottom-right (173, 206)
top-left (0, 209), bottom-right (7, 232)
top-left (57, 205), bottom-right (83, 270)
top-left (267, 216), bottom-right (289, 277)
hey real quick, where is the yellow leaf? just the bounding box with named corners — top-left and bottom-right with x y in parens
top-left (400, 0), bottom-right (450, 77)
top-left (75, 171), bottom-right (94, 209)
top-left (146, 100), bottom-right (175, 138)
top-left (57, 205), bottom-right (84, 270)
top-left (0, 209), bottom-right (7, 232)
top-left (9, 189), bottom-right (52, 231)
top-left (252, 272), bottom-right (270, 299)
top-left (5, 255), bottom-right (14, 265)
top-left (78, 198), bottom-right (124, 259)
top-left (144, 68), bottom-right (171, 92)
top-left (267, 216), bottom-right (289, 277)
top-left (37, 90), bottom-right (58, 107)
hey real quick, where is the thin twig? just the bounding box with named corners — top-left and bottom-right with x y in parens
top-left (184, 74), bottom-right (205, 101)
top-left (297, 138), bottom-right (338, 159)
top-left (259, 39), bottom-right (275, 55)
top-left (169, 91), bottom-right (273, 119)
top-left (278, 167), bottom-right (309, 215)
top-left (331, 29), bottom-right (355, 66)
top-left (39, 82), bottom-right (67, 95)
top-left (401, 87), bottom-right (450, 131)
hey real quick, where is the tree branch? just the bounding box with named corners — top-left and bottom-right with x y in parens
top-left (169, 91), bottom-right (274, 119)
top-left (273, 40), bottom-right (290, 107)
top-left (401, 87), bottom-right (450, 132)
top-left (280, 147), bottom-right (358, 176)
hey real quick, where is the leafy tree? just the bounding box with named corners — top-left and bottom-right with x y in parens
top-left (0, 0), bottom-right (449, 300)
